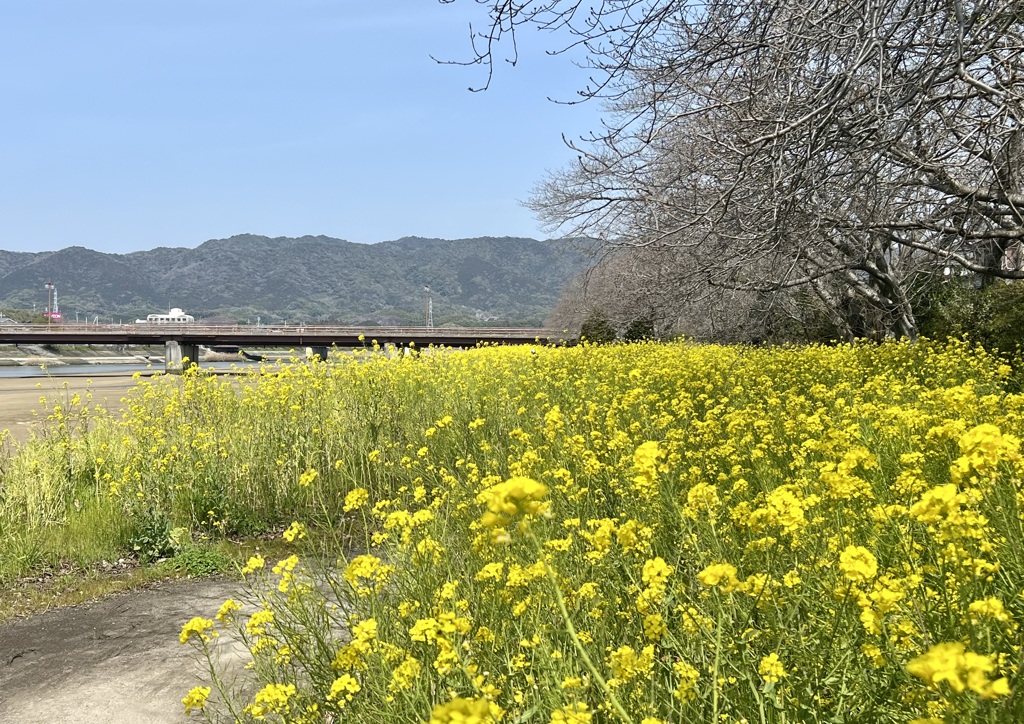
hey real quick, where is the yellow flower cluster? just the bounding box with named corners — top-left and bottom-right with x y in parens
top-left (550, 702), bottom-right (591, 723)
top-left (326, 674), bottom-right (360, 706)
top-left (343, 553), bottom-right (394, 595)
top-left (245, 682), bottom-right (296, 719)
top-left (838, 545), bottom-right (878, 583)
top-left (74, 339), bottom-right (1022, 722)
top-left (428, 697), bottom-right (503, 724)
top-left (179, 617), bottom-right (216, 645)
top-left (215, 598), bottom-right (242, 623)
top-left (758, 653), bottom-right (786, 684)
top-left (607, 644), bottom-right (655, 684)
top-left (950, 423), bottom-right (1021, 482)
top-left (181, 686), bottom-right (210, 714)
top-left (907, 642), bottom-right (1011, 699)
top-left (343, 487), bottom-right (369, 512)
top-left (282, 521), bottom-right (306, 542)
top-left (477, 476), bottom-right (549, 535)
top-left (241, 554), bottom-right (265, 574)
top-left (698, 562), bottom-right (741, 593)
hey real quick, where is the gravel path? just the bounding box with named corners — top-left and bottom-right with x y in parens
top-left (0, 578), bottom-right (246, 724)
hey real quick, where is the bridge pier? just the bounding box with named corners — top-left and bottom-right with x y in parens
top-left (165, 341), bottom-right (199, 373)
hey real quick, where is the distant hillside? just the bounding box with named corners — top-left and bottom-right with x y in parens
top-left (0, 235), bottom-right (591, 326)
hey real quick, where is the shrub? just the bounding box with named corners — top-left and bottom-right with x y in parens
top-left (919, 280), bottom-right (1024, 353)
top-left (579, 310), bottom-right (617, 343)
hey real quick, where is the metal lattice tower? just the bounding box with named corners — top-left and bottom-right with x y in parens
top-left (425, 286), bottom-right (434, 328)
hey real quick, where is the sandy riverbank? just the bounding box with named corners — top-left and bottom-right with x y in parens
top-left (0, 374), bottom-right (149, 446)
top-left (0, 356), bottom-right (154, 367)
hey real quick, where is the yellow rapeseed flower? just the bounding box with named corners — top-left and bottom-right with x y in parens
top-left (951, 423), bottom-right (1021, 481)
top-left (283, 521), bottom-right (306, 542)
top-left (907, 642), bottom-right (1011, 699)
top-left (388, 655), bottom-right (422, 692)
top-left (272, 554), bottom-right (299, 575)
top-left (697, 562), bottom-right (741, 592)
top-left (477, 476), bottom-right (549, 532)
top-left (427, 696), bottom-right (503, 724)
top-left (245, 609), bottom-right (275, 637)
top-left (182, 686), bottom-right (211, 714)
top-left (560, 676), bottom-right (583, 689)
top-left (607, 644), bottom-right (655, 682)
top-left (632, 440), bottom-right (663, 494)
top-left (215, 598), bottom-right (242, 624)
top-left (343, 487), bottom-right (369, 511)
top-left (909, 484), bottom-right (961, 524)
top-left (241, 553), bottom-right (265, 574)
top-left (673, 660), bottom-right (700, 701)
top-left (968, 597), bottom-right (1011, 623)
top-left (246, 683), bottom-right (296, 718)
top-left (838, 545), bottom-right (878, 583)
top-left (550, 702), bottom-right (592, 723)
top-left (179, 617), bottom-right (216, 645)
top-left (641, 557), bottom-right (673, 587)
top-left (326, 674), bottom-right (361, 706)
top-left (344, 554), bottom-right (394, 595)
top-left (758, 652), bottom-right (786, 683)
top-left (643, 613), bottom-right (666, 641)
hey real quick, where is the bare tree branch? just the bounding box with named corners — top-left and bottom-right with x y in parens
top-left (449, 0), bottom-right (1024, 338)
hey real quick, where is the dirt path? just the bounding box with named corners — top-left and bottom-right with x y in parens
top-left (0, 577), bottom-right (247, 724)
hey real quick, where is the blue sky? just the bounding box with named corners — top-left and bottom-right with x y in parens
top-left (0, 1), bottom-right (600, 253)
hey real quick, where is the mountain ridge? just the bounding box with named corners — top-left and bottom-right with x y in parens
top-left (0, 235), bottom-right (590, 326)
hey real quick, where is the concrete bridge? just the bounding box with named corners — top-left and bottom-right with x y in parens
top-left (0, 324), bottom-right (557, 371)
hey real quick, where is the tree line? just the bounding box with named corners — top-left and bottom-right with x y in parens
top-left (447, 0), bottom-right (1024, 344)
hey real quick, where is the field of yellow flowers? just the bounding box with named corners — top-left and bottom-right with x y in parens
top-left (3, 339), bottom-right (1024, 722)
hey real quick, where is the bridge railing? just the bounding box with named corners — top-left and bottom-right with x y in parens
top-left (0, 323), bottom-right (558, 340)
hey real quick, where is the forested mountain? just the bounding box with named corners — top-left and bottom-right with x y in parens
top-left (0, 235), bottom-right (590, 326)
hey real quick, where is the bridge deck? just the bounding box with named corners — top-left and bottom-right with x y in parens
top-left (0, 324), bottom-right (556, 348)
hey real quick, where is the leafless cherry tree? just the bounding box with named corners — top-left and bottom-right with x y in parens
top-left (447, 0), bottom-right (1024, 338)
top-left (547, 244), bottom-right (852, 342)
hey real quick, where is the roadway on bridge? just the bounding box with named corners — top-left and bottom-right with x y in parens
top-left (0, 324), bottom-right (556, 348)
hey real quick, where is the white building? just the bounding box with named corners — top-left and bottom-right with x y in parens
top-left (135, 308), bottom-right (195, 324)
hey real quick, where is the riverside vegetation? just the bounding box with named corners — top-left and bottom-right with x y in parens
top-left (2, 340), bottom-right (1023, 722)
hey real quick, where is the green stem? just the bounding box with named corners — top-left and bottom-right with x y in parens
top-left (712, 609), bottom-right (723, 723)
top-left (199, 637), bottom-right (244, 722)
top-left (528, 531), bottom-right (635, 724)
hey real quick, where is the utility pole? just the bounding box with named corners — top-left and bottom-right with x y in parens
top-left (44, 281), bottom-right (54, 327)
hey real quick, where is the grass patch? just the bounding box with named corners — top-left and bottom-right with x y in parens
top-left (0, 529), bottom-right (347, 623)
top-left (0, 560), bottom-right (177, 625)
